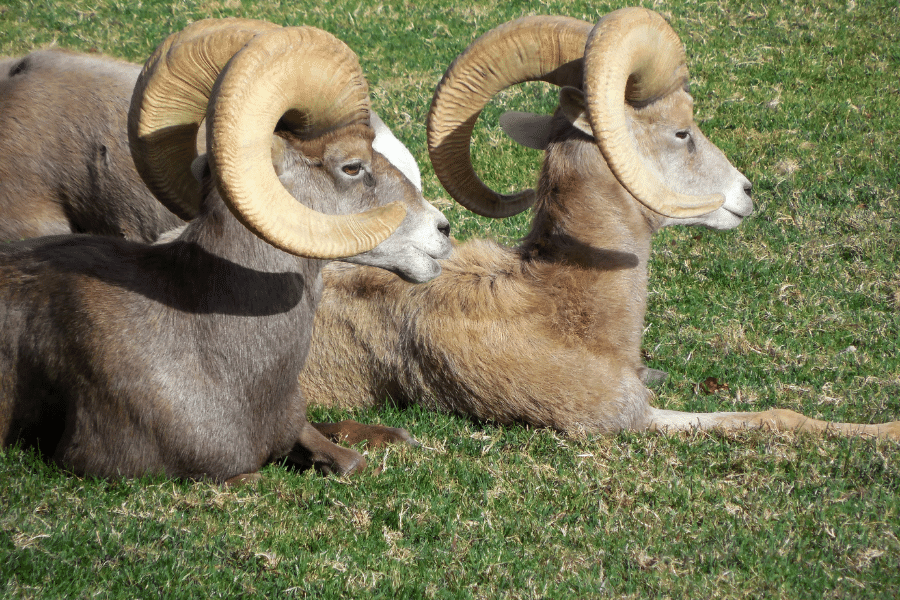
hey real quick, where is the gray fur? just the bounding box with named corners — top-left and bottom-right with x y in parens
top-left (0, 51), bottom-right (450, 481)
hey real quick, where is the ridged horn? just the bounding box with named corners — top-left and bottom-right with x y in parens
top-left (427, 16), bottom-right (594, 218)
top-left (129, 18), bottom-right (281, 220)
top-left (207, 26), bottom-right (406, 259)
top-left (583, 7), bottom-right (724, 218)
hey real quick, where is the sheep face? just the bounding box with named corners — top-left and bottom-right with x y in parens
top-left (549, 86), bottom-right (753, 232)
top-left (500, 84), bottom-right (753, 233)
top-left (271, 124), bottom-right (451, 283)
top-left (624, 89), bottom-right (753, 231)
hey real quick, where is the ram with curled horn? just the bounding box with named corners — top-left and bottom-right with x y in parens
top-left (299, 8), bottom-right (899, 441)
top-left (0, 47), bottom-right (424, 243)
top-left (0, 18), bottom-right (452, 482)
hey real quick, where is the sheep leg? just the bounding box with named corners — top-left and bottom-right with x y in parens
top-left (312, 420), bottom-right (420, 449)
top-left (645, 407), bottom-right (900, 440)
top-left (288, 422), bottom-right (368, 475)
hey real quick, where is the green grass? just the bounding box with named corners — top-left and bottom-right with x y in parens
top-left (2, 0), bottom-right (900, 597)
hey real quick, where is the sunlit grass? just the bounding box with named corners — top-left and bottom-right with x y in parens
top-left (2, 0), bottom-right (899, 597)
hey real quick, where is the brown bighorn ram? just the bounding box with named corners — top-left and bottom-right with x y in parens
top-left (0, 50), bottom-right (182, 242)
top-left (0, 48), bottom-right (425, 243)
top-left (299, 8), bottom-right (900, 440)
top-left (0, 18), bottom-right (452, 482)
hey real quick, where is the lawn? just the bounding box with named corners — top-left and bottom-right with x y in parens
top-left (1, 0), bottom-right (899, 597)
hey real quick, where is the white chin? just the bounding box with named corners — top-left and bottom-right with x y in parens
top-left (700, 209), bottom-right (745, 230)
top-left (396, 254), bottom-right (442, 283)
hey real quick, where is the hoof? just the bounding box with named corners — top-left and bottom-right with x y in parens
top-left (312, 420), bottom-right (419, 449)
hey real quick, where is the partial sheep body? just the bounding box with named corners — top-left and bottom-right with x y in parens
top-left (0, 19), bottom-right (451, 481)
top-left (302, 238), bottom-right (654, 433)
top-left (1, 201), bottom-right (319, 477)
top-left (298, 10), bottom-right (900, 441)
top-left (0, 49), bottom-right (182, 242)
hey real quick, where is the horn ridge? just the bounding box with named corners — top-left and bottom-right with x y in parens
top-left (427, 16), bottom-right (593, 218)
top-left (582, 7), bottom-right (724, 218)
top-left (129, 18), bottom-right (281, 220)
top-left (208, 25), bottom-right (405, 259)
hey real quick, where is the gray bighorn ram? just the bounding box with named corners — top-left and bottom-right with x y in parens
top-left (299, 9), bottom-right (900, 440)
top-left (0, 18), bottom-right (452, 482)
top-left (0, 47), bottom-right (424, 242)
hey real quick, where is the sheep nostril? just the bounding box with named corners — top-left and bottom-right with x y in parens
top-left (439, 222), bottom-right (451, 238)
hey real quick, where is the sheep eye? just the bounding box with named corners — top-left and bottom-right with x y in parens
top-left (342, 163), bottom-right (363, 176)
top-left (675, 130), bottom-right (691, 140)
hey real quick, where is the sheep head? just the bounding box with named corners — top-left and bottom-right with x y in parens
top-left (427, 8), bottom-right (753, 230)
top-left (130, 18), bottom-right (450, 281)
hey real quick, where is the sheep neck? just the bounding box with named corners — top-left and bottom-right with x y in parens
top-left (173, 193), bottom-right (322, 309)
top-left (517, 138), bottom-right (653, 363)
top-left (153, 193), bottom-right (322, 454)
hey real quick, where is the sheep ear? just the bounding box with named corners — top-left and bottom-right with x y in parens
top-left (499, 111), bottom-right (553, 150)
top-left (558, 87), bottom-right (594, 139)
top-left (270, 135), bottom-right (289, 177)
top-left (190, 154), bottom-right (209, 183)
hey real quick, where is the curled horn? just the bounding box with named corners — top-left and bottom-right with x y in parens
top-left (207, 26), bottom-right (406, 258)
top-left (427, 16), bottom-right (594, 218)
top-left (130, 20), bottom-right (406, 257)
top-left (582, 7), bottom-right (724, 217)
top-left (129, 18), bottom-right (281, 220)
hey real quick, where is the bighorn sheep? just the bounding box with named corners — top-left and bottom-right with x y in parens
top-left (0, 48), bottom-right (423, 243)
top-left (0, 18), bottom-right (452, 482)
top-left (298, 9), bottom-right (900, 441)
top-left (0, 49), bottom-right (181, 242)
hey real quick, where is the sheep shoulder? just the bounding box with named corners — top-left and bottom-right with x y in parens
top-left (304, 236), bottom-right (649, 432)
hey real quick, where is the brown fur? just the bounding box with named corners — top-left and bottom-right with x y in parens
top-left (0, 120), bottom-right (429, 482)
top-left (0, 50), bottom-right (183, 242)
top-left (301, 125), bottom-right (657, 434)
top-left (299, 96), bottom-right (900, 441)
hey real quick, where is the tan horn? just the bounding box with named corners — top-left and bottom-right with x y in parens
top-left (582, 7), bottom-right (724, 218)
top-left (208, 26), bottom-right (406, 259)
top-left (128, 18), bottom-right (281, 220)
top-left (427, 16), bottom-right (593, 218)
